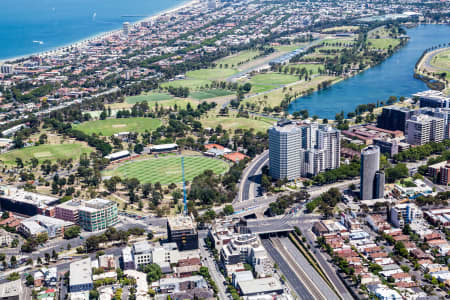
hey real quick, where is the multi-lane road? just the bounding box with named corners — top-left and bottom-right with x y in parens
top-left (237, 150), bottom-right (269, 202)
top-left (261, 237), bottom-right (314, 300)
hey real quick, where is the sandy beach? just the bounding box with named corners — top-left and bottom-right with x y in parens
top-left (0, 0), bottom-right (199, 64)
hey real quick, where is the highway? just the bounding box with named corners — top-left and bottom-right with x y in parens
top-left (296, 218), bottom-right (354, 300)
top-left (261, 237), bottom-right (314, 300)
top-left (279, 237), bottom-right (339, 300)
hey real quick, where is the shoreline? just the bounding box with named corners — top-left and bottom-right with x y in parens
top-left (0, 0), bottom-right (198, 64)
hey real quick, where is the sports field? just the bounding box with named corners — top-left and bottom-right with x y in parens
top-left (160, 79), bottom-right (210, 90)
top-left (216, 50), bottom-right (261, 68)
top-left (74, 117), bottom-right (161, 136)
top-left (126, 93), bottom-right (173, 104)
top-left (190, 89), bottom-right (233, 100)
top-left (0, 143), bottom-right (93, 165)
top-left (186, 68), bottom-right (237, 81)
top-left (249, 73), bottom-right (299, 85)
top-left (104, 155), bottom-right (229, 185)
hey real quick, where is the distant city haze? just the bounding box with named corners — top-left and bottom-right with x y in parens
top-left (0, 0), bottom-right (182, 60)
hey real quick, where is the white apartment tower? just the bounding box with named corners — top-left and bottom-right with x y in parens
top-left (268, 120), bottom-right (302, 180)
top-left (317, 126), bottom-right (340, 170)
top-left (269, 120), bottom-right (341, 180)
top-left (406, 114), bottom-right (444, 145)
top-left (123, 22), bottom-right (131, 36)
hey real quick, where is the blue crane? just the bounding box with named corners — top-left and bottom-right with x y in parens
top-left (181, 156), bottom-right (187, 215)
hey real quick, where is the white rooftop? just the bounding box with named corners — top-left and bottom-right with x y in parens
top-left (69, 258), bottom-right (92, 287)
top-left (0, 186), bottom-right (58, 206)
top-left (238, 277), bottom-right (282, 295)
top-left (0, 279), bottom-right (22, 298)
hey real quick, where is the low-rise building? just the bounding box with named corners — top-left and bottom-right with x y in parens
top-left (158, 275), bottom-right (207, 293)
top-left (18, 214), bottom-right (74, 238)
top-left (78, 198), bottom-right (118, 232)
top-left (0, 229), bottom-right (13, 246)
top-left (0, 186), bottom-right (59, 216)
top-left (0, 279), bottom-right (22, 300)
top-left (237, 277), bottom-right (283, 296)
top-left (220, 233), bottom-right (259, 265)
top-left (98, 254), bottom-right (116, 270)
top-left (428, 160), bottom-right (450, 186)
top-left (69, 258), bottom-right (93, 293)
top-left (121, 246), bottom-right (134, 270)
top-left (390, 203), bottom-right (422, 228)
top-left (55, 200), bottom-right (82, 223)
top-left (132, 241), bottom-right (180, 267)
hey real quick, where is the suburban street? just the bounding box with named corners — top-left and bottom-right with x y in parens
top-left (198, 231), bottom-right (228, 300)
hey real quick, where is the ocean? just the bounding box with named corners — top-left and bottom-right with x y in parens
top-left (0, 0), bottom-right (182, 60)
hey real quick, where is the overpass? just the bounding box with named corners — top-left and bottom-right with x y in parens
top-left (239, 214), bottom-right (320, 234)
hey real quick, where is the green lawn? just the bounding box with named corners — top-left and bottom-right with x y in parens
top-left (104, 156), bottom-right (229, 185)
top-left (74, 117), bottom-right (161, 136)
top-left (320, 38), bottom-right (355, 46)
top-left (186, 68), bottom-right (237, 81)
top-left (288, 63), bottom-right (324, 74)
top-left (201, 117), bottom-right (274, 132)
top-left (160, 79), bottom-right (211, 90)
top-left (431, 49), bottom-right (450, 70)
top-left (249, 84), bottom-right (277, 94)
top-left (0, 143), bottom-right (93, 165)
top-left (273, 44), bottom-right (307, 52)
top-left (216, 50), bottom-right (261, 67)
top-left (249, 73), bottom-right (299, 85)
top-left (367, 38), bottom-right (400, 50)
top-left (190, 89), bottom-right (234, 100)
top-left (126, 93), bottom-right (173, 104)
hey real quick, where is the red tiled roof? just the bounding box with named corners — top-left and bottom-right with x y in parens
top-left (224, 152), bottom-right (249, 163)
top-left (204, 144), bottom-right (224, 150)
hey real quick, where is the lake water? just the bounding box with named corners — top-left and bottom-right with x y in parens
top-left (0, 0), bottom-right (182, 60)
top-left (288, 24), bottom-right (450, 119)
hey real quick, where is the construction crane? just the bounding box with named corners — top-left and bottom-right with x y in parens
top-left (181, 157), bottom-right (188, 215)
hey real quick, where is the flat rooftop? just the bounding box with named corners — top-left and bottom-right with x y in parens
top-left (70, 258), bottom-right (92, 287)
top-left (56, 199), bottom-right (83, 210)
top-left (168, 215), bottom-right (196, 231)
top-left (238, 277), bottom-right (282, 295)
top-left (0, 186), bottom-right (59, 206)
top-left (0, 279), bottom-right (22, 298)
top-left (81, 198), bottom-right (115, 212)
top-left (29, 214), bottom-right (74, 227)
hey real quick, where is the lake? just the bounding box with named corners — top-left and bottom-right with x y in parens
top-left (288, 24), bottom-right (450, 119)
top-left (0, 0), bottom-right (182, 60)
